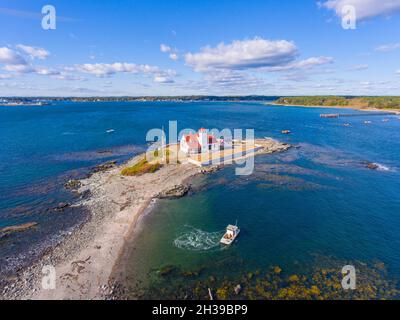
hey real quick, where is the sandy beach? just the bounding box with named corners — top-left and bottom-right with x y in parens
top-left (2, 138), bottom-right (290, 300)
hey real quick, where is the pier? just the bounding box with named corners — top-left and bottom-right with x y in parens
top-left (320, 112), bottom-right (396, 118)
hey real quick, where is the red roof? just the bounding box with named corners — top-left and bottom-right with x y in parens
top-left (183, 132), bottom-right (217, 150)
top-left (185, 134), bottom-right (201, 149)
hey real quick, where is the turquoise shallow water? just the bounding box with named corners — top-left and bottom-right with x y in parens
top-left (1, 101), bottom-right (400, 292)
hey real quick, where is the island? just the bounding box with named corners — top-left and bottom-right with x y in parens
top-left (272, 96), bottom-right (400, 113)
top-left (2, 136), bottom-right (290, 299)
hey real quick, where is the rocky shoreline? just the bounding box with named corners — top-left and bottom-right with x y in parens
top-left (1, 138), bottom-right (290, 300)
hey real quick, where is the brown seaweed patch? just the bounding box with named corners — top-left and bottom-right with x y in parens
top-left (231, 172), bottom-right (326, 191)
top-left (298, 143), bottom-right (361, 168)
top-left (126, 256), bottom-right (399, 300)
top-left (256, 174), bottom-right (325, 191)
top-left (273, 148), bottom-right (301, 163)
top-left (255, 163), bottom-right (337, 180)
top-left (52, 145), bottom-right (143, 162)
top-left (189, 177), bottom-right (231, 194)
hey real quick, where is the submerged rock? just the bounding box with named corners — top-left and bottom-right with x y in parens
top-left (159, 265), bottom-right (176, 277)
top-left (200, 165), bottom-right (222, 174)
top-left (92, 160), bottom-right (117, 173)
top-left (0, 222), bottom-right (38, 235)
top-left (64, 179), bottom-right (81, 190)
top-left (181, 268), bottom-right (203, 278)
top-left (54, 202), bottom-right (70, 211)
top-left (96, 150), bottom-right (113, 155)
top-left (363, 161), bottom-right (379, 170)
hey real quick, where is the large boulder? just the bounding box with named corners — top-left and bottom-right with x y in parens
top-left (158, 185), bottom-right (190, 199)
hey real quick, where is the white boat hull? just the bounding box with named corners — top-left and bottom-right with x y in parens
top-left (220, 229), bottom-right (240, 245)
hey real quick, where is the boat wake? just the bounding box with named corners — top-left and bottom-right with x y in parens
top-left (173, 225), bottom-right (224, 252)
top-left (371, 163), bottom-right (392, 172)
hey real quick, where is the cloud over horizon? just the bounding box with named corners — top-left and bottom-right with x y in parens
top-left (375, 43), bottom-right (400, 52)
top-left (185, 38), bottom-right (299, 71)
top-left (0, 47), bottom-right (27, 65)
top-left (16, 45), bottom-right (50, 60)
top-left (183, 38), bottom-right (334, 91)
top-left (76, 62), bottom-right (177, 83)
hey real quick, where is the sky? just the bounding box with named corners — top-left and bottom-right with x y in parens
top-left (0, 0), bottom-right (400, 96)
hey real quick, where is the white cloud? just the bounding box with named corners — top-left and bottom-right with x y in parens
top-left (396, 69), bottom-right (400, 74)
top-left (263, 56), bottom-right (334, 72)
top-left (183, 38), bottom-right (334, 90)
top-left (160, 44), bottom-right (179, 60)
top-left (375, 43), bottom-right (400, 52)
top-left (321, 0), bottom-right (400, 20)
top-left (185, 38), bottom-right (299, 71)
top-left (289, 56), bottom-right (334, 69)
top-left (0, 47), bottom-right (26, 65)
top-left (2, 63), bottom-right (63, 77)
top-left (2, 64), bottom-right (33, 73)
top-left (16, 44), bottom-right (50, 60)
top-left (0, 73), bottom-right (13, 79)
top-left (169, 53), bottom-right (179, 61)
top-left (347, 64), bottom-right (369, 71)
top-left (35, 67), bottom-right (60, 76)
top-left (281, 72), bottom-right (310, 82)
top-left (75, 62), bottom-right (177, 83)
top-left (154, 75), bottom-right (174, 83)
top-left (77, 63), bottom-right (141, 76)
top-left (56, 74), bottom-right (86, 81)
top-left (175, 69), bottom-right (271, 95)
top-left (204, 70), bottom-right (266, 89)
top-left (160, 44), bottom-right (171, 53)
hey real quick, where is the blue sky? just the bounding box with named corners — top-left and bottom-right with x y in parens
top-left (1, 0), bottom-right (400, 96)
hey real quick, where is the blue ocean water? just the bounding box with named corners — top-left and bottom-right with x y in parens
top-left (1, 102), bottom-right (400, 286)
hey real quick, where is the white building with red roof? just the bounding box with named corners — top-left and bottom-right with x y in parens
top-left (180, 128), bottom-right (221, 154)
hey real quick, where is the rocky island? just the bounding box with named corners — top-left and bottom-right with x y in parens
top-left (2, 138), bottom-right (290, 300)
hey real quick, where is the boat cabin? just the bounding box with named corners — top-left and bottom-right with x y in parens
top-left (225, 225), bottom-right (239, 238)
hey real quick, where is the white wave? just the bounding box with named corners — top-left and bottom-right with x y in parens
top-left (373, 163), bottom-right (391, 171)
top-left (173, 225), bottom-right (224, 252)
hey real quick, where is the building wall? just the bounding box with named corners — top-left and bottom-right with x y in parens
top-left (198, 131), bottom-right (208, 154)
top-left (180, 139), bottom-right (189, 154)
top-left (181, 134), bottom-right (220, 154)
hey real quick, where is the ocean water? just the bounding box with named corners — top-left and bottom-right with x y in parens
top-left (1, 101), bottom-right (400, 295)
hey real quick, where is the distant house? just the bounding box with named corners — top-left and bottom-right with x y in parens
top-left (180, 128), bottom-right (229, 154)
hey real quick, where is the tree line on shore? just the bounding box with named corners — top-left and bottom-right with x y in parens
top-left (275, 96), bottom-right (400, 110)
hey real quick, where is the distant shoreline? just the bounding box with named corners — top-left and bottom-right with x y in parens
top-left (267, 102), bottom-right (400, 115)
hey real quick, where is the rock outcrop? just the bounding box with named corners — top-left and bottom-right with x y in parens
top-left (157, 184), bottom-right (190, 199)
top-left (65, 179), bottom-right (81, 190)
top-left (92, 160), bottom-right (117, 173)
top-left (363, 161), bottom-right (379, 170)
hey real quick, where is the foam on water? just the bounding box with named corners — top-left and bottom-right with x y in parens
top-left (373, 163), bottom-right (392, 172)
top-left (173, 225), bottom-right (224, 252)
